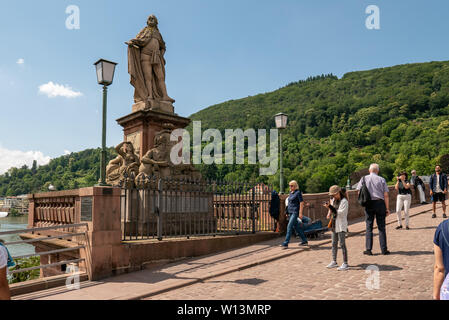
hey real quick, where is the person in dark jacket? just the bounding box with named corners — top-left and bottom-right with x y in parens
top-left (269, 190), bottom-right (280, 221)
top-left (269, 190), bottom-right (280, 232)
top-left (429, 165), bottom-right (448, 219)
top-left (411, 170), bottom-right (427, 204)
top-left (280, 180), bottom-right (308, 248)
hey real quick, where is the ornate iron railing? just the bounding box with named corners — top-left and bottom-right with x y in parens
top-left (120, 177), bottom-right (276, 241)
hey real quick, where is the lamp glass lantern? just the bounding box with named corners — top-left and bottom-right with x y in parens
top-left (94, 59), bottom-right (117, 86)
top-left (274, 113), bottom-right (288, 129)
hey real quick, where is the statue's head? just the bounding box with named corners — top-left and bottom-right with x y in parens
top-left (147, 15), bottom-right (158, 27)
top-left (122, 142), bottom-right (134, 154)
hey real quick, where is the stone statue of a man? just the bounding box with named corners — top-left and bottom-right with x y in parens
top-left (126, 15), bottom-right (175, 112)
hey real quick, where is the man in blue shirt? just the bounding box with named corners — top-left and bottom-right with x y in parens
top-left (357, 163), bottom-right (391, 255)
top-left (280, 180), bottom-right (309, 248)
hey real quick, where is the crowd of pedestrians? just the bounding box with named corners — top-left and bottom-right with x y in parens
top-left (280, 162), bottom-right (448, 299)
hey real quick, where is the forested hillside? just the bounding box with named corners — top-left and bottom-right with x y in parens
top-left (0, 148), bottom-right (115, 196)
top-left (189, 61), bottom-right (449, 193)
top-left (2, 60), bottom-right (449, 196)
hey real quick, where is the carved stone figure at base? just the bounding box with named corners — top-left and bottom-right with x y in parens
top-left (135, 128), bottom-right (173, 187)
top-left (135, 123), bottom-right (202, 187)
top-left (106, 141), bottom-right (140, 186)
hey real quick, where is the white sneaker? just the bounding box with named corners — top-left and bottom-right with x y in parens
top-left (338, 263), bottom-right (349, 271)
top-left (326, 261), bottom-right (338, 269)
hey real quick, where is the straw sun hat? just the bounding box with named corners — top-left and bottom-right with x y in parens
top-left (328, 185), bottom-right (341, 196)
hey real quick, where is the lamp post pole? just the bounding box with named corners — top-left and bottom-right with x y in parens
top-left (274, 113), bottom-right (288, 194)
top-left (94, 58), bottom-right (117, 187)
top-left (346, 177), bottom-right (352, 190)
top-left (99, 85), bottom-right (108, 186)
top-left (279, 129), bottom-right (284, 194)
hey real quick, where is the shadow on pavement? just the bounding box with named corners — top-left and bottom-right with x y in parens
top-left (352, 263), bottom-right (402, 271)
top-left (205, 278), bottom-right (268, 286)
top-left (406, 226), bottom-right (438, 231)
top-left (391, 250), bottom-right (433, 256)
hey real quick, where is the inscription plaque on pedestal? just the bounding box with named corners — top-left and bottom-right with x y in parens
top-left (81, 196), bottom-right (93, 222)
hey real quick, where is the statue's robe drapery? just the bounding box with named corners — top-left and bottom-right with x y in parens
top-left (128, 27), bottom-right (167, 103)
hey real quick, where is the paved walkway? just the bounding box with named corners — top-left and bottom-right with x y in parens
top-left (14, 204), bottom-right (443, 300)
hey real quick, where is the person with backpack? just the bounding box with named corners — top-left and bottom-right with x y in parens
top-left (433, 219), bottom-right (449, 300)
top-left (0, 239), bottom-right (12, 300)
top-left (324, 185), bottom-right (349, 271)
top-left (395, 171), bottom-right (412, 230)
top-left (429, 165), bottom-right (448, 219)
top-left (411, 170), bottom-right (427, 204)
top-left (356, 163), bottom-right (391, 255)
top-left (269, 190), bottom-right (280, 232)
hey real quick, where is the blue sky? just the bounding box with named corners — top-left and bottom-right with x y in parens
top-left (0, 0), bottom-right (449, 173)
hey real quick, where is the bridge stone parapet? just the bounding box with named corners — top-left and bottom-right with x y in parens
top-left (25, 183), bottom-right (431, 281)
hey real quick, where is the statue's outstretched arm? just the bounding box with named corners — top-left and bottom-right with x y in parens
top-left (115, 142), bottom-right (126, 156)
top-left (141, 153), bottom-right (168, 167)
top-left (108, 156), bottom-right (122, 166)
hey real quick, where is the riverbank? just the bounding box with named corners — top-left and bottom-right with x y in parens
top-left (0, 214), bottom-right (35, 257)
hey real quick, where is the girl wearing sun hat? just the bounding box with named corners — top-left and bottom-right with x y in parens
top-left (324, 185), bottom-right (349, 271)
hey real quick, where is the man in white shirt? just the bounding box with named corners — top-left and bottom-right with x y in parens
top-left (356, 163), bottom-right (391, 255)
top-left (0, 241), bottom-right (11, 300)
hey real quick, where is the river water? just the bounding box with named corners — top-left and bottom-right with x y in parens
top-left (0, 215), bottom-right (36, 257)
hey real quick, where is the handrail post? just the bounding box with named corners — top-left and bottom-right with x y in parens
top-left (252, 186), bottom-right (256, 234)
top-left (157, 178), bottom-right (163, 241)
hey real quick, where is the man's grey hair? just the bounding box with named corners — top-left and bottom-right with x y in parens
top-left (411, 170), bottom-right (417, 174)
top-left (369, 163), bottom-right (380, 172)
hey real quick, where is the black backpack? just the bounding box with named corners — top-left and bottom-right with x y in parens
top-left (269, 190), bottom-right (280, 220)
top-left (417, 177), bottom-right (425, 192)
top-left (358, 176), bottom-right (371, 207)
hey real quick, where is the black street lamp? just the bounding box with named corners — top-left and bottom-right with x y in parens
top-left (94, 59), bottom-right (117, 186)
top-left (274, 113), bottom-right (288, 194)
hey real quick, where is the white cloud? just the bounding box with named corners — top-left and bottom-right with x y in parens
top-left (38, 81), bottom-right (82, 98)
top-left (63, 150), bottom-right (71, 155)
top-left (16, 58), bottom-right (25, 65)
top-left (0, 145), bottom-right (51, 174)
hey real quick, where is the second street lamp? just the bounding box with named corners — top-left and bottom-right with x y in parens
top-left (274, 113), bottom-right (288, 194)
top-left (94, 59), bottom-right (117, 186)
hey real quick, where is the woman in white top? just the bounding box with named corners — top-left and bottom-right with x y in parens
top-left (324, 185), bottom-right (349, 271)
top-left (0, 239), bottom-right (11, 300)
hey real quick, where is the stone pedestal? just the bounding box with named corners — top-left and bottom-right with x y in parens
top-left (116, 108), bottom-right (190, 159)
top-left (132, 100), bottom-right (175, 114)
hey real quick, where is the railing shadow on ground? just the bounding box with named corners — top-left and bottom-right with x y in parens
top-left (205, 278), bottom-right (268, 286)
top-left (390, 250), bottom-right (433, 256)
top-left (351, 263), bottom-right (403, 271)
top-left (406, 226), bottom-right (438, 231)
